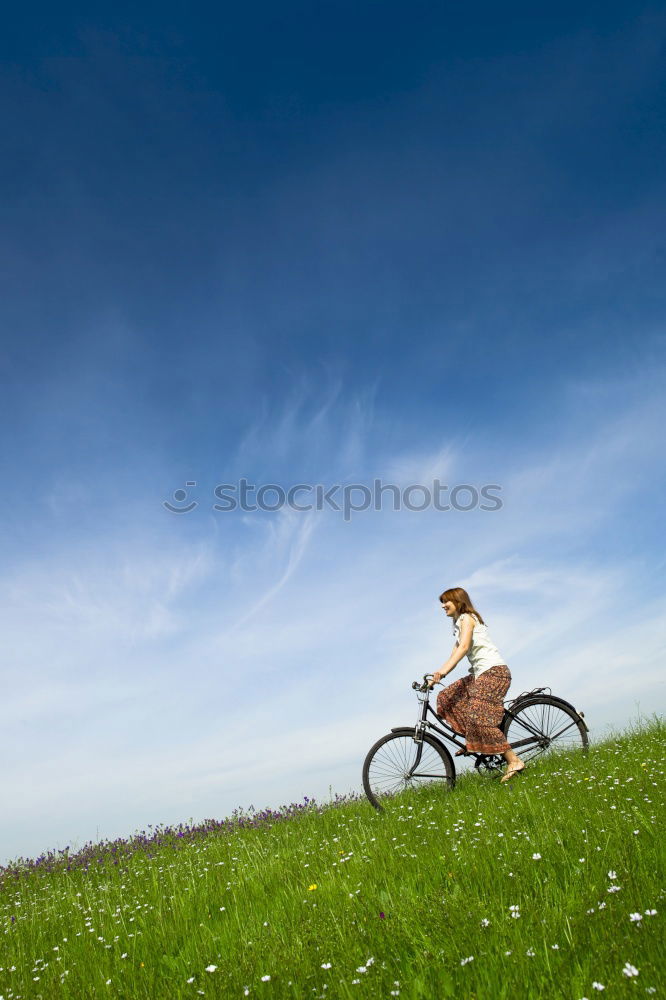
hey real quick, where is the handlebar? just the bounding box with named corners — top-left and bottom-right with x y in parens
top-left (412, 673), bottom-right (440, 693)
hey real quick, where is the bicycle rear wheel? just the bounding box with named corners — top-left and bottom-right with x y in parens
top-left (362, 729), bottom-right (455, 811)
top-left (501, 695), bottom-right (588, 765)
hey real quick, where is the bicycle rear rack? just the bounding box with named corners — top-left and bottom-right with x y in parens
top-left (504, 686), bottom-right (551, 709)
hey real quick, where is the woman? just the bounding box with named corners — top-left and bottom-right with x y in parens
top-left (430, 587), bottom-right (525, 782)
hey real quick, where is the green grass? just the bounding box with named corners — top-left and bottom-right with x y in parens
top-left (1, 716), bottom-right (664, 999)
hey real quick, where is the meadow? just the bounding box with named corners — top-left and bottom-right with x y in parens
top-left (1, 716), bottom-right (664, 1000)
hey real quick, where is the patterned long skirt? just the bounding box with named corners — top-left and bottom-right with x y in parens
top-left (436, 664), bottom-right (512, 754)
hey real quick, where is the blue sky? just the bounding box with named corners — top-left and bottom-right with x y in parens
top-left (2, 1), bottom-right (665, 865)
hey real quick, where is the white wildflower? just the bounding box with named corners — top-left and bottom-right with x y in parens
top-left (532, 853), bottom-right (541, 860)
top-left (205, 965), bottom-right (218, 972)
top-left (629, 913), bottom-right (643, 922)
top-left (622, 963), bottom-right (639, 977)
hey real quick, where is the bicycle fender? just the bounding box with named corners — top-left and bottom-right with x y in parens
top-left (510, 694), bottom-right (589, 733)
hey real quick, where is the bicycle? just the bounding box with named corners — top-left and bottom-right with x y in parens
top-left (362, 674), bottom-right (589, 810)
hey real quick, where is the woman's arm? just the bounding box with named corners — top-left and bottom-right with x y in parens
top-left (430, 615), bottom-right (474, 686)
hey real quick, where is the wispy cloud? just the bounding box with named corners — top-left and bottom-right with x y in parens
top-left (226, 510), bottom-right (318, 633)
top-left (2, 363), bottom-right (665, 864)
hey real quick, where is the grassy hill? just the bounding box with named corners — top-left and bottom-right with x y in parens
top-left (1, 716), bottom-right (664, 999)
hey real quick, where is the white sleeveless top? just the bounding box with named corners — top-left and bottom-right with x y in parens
top-left (453, 612), bottom-right (507, 679)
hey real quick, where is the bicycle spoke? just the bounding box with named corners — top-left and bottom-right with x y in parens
top-left (548, 719), bottom-right (578, 742)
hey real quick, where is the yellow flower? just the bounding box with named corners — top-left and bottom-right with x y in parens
top-left (308, 884), bottom-right (318, 891)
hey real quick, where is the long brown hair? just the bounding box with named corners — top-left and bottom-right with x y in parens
top-left (438, 586), bottom-right (486, 625)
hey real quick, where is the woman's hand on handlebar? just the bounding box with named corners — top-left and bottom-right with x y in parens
top-left (429, 670), bottom-right (445, 687)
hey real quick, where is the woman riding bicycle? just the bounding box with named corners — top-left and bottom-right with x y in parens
top-left (430, 587), bottom-right (525, 783)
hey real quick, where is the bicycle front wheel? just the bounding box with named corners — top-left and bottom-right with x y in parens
top-left (362, 729), bottom-right (455, 811)
top-left (502, 695), bottom-right (588, 765)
